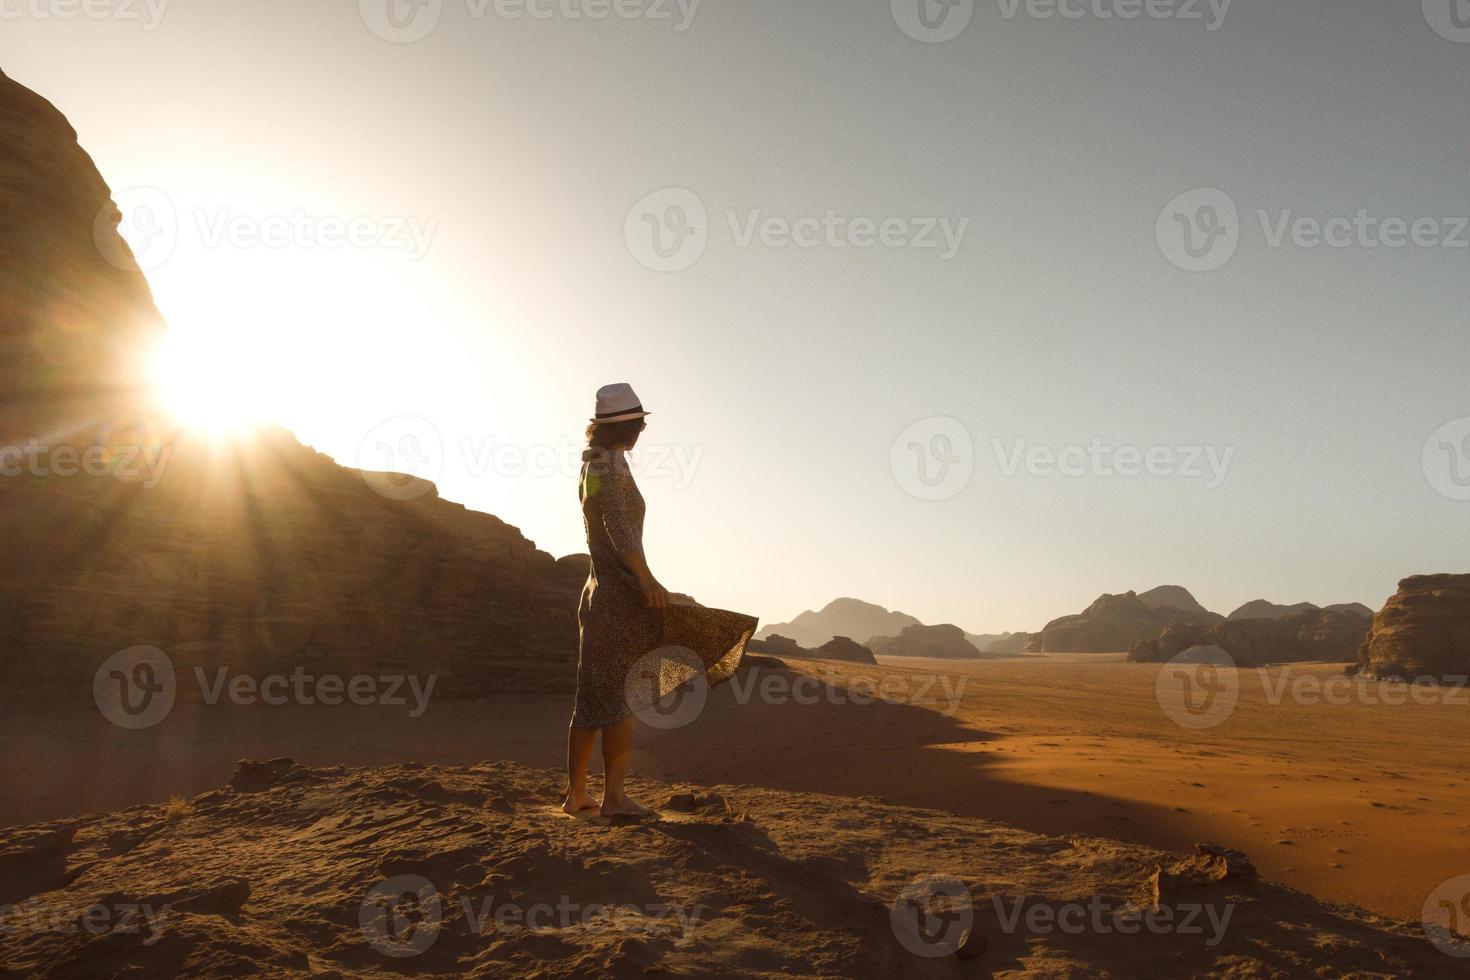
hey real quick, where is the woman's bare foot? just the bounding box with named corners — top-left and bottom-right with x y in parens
top-left (600, 793), bottom-right (655, 818)
top-left (561, 790), bottom-right (598, 815)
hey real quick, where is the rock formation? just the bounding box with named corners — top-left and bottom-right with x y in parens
top-left (1129, 607), bottom-right (1372, 667)
top-left (1228, 599), bottom-right (1375, 621)
top-left (867, 623), bottom-right (979, 659)
top-left (1137, 585), bottom-right (1213, 616)
top-left (1356, 574), bottom-right (1470, 681)
top-left (0, 69), bottom-right (579, 697)
top-left (747, 633), bottom-right (876, 664)
top-left (756, 597), bottom-right (920, 649)
top-left (1228, 599), bottom-right (1319, 621)
top-left (1026, 590), bottom-right (1222, 654)
top-left (0, 759), bottom-right (1450, 977)
top-left (964, 631), bottom-right (1018, 652)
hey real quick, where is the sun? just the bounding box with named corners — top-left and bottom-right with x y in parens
top-left (151, 327), bottom-right (272, 435)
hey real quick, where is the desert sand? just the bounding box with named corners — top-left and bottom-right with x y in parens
top-left (0, 758), bottom-right (1455, 977)
top-left (7, 655), bottom-right (1469, 934)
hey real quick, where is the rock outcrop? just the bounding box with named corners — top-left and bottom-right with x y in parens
top-left (868, 623), bottom-right (979, 659)
top-left (757, 598), bottom-right (919, 649)
top-left (1228, 599), bottom-right (1375, 621)
top-left (1026, 590), bottom-right (1222, 654)
top-left (0, 69), bottom-right (579, 696)
top-left (1137, 585), bottom-right (1213, 616)
top-left (1129, 607), bottom-right (1372, 667)
top-left (1356, 574), bottom-right (1470, 681)
top-left (0, 759), bottom-right (1451, 977)
top-left (747, 633), bottom-right (876, 664)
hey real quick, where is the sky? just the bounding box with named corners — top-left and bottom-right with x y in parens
top-left (5, 0), bottom-right (1468, 632)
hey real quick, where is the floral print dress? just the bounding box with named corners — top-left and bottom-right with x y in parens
top-left (572, 448), bottom-right (757, 729)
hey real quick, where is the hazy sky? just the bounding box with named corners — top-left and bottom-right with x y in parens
top-left (6, 0), bottom-right (1468, 632)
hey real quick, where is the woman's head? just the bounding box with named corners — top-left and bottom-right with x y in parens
top-left (586, 417), bottom-right (646, 451)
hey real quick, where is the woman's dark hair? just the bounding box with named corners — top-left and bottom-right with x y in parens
top-left (586, 417), bottom-right (646, 450)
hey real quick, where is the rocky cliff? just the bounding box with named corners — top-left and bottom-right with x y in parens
top-left (1356, 574), bottom-right (1470, 681)
top-left (868, 623), bottom-right (979, 659)
top-left (0, 68), bottom-right (579, 696)
top-left (1025, 590), bottom-right (1223, 654)
top-left (1129, 607), bottom-right (1372, 667)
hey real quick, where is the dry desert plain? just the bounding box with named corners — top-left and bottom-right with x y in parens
top-left (6, 654), bottom-right (1468, 926)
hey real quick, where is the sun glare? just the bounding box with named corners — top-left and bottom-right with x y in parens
top-left (152, 328), bottom-right (271, 435)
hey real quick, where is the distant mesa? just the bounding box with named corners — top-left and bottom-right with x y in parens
top-left (747, 633), bottom-right (877, 665)
top-left (1130, 606), bottom-right (1372, 668)
top-left (869, 623), bottom-right (983, 659)
top-left (1356, 573), bottom-right (1470, 682)
top-left (1025, 587), bottom-right (1221, 654)
top-left (1228, 599), bottom-right (1374, 621)
top-left (1137, 584), bottom-right (1212, 616)
top-left (980, 632), bottom-right (1032, 655)
top-left (757, 597), bottom-right (919, 649)
top-left (965, 631), bottom-right (1022, 653)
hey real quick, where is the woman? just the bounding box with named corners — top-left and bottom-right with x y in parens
top-left (563, 383), bottom-right (757, 818)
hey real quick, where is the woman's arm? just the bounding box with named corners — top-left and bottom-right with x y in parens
top-left (623, 549), bottom-right (670, 609)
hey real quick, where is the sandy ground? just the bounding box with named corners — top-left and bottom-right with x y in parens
top-left (6, 655), bottom-right (1469, 927)
top-left (0, 759), bottom-right (1454, 977)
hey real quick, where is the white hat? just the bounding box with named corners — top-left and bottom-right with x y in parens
top-left (590, 382), bottom-right (651, 424)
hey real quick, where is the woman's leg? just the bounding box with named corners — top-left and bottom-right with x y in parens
top-left (599, 716), bottom-right (652, 817)
top-left (561, 721), bottom-right (599, 814)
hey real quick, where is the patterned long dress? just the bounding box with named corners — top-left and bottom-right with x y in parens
top-left (572, 448), bottom-right (758, 729)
